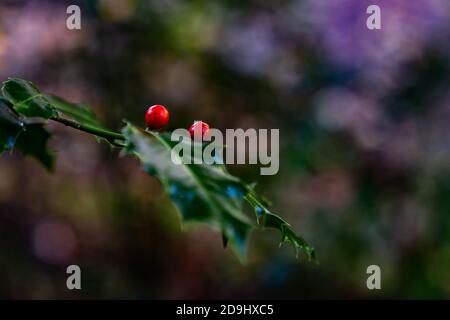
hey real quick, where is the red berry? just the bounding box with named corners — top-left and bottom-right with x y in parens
top-left (145, 105), bottom-right (169, 129)
top-left (189, 121), bottom-right (210, 140)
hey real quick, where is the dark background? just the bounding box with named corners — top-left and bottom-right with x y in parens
top-left (0, 0), bottom-right (449, 299)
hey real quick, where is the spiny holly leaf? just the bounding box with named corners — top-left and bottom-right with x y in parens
top-left (245, 192), bottom-right (316, 262)
top-left (0, 97), bottom-right (54, 170)
top-left (122, 123), bottom-right (253, 261)
top-left (122, 122), bottom-right (316, 262)
top-left (0, 97), bottom-right (24, 153)
top-left (2, 78), bottom-right (57, 119)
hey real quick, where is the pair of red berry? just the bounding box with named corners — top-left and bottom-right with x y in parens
top-left (145, 105), bottom-right (209, 139)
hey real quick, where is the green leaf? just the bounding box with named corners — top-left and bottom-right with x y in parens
top-left (2, 78), bottom-right (56, 119)
top-left (122, 122), bottom-right (316, 262)
top-left (122, 123), bottom-right (253, 261)
top-left (45, 95), bottom-right (104, 128)
top-left (14, 123), bottom-right (54, 171)
top-left (0, 96), bottom-right (53, 170)
top-left (2, 78), bottom-right (114, 145)
top-left (0, 97), bottom-right (24, 153)
top-left (45, 95), bottom-right (114, 145)
top-left (2, 78), bottom-right (102, 126)
top-left (245, 192), bottom-right (317, 262)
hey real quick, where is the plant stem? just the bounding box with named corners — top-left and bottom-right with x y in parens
top-left (50, 116), bottom-right (125, 145)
